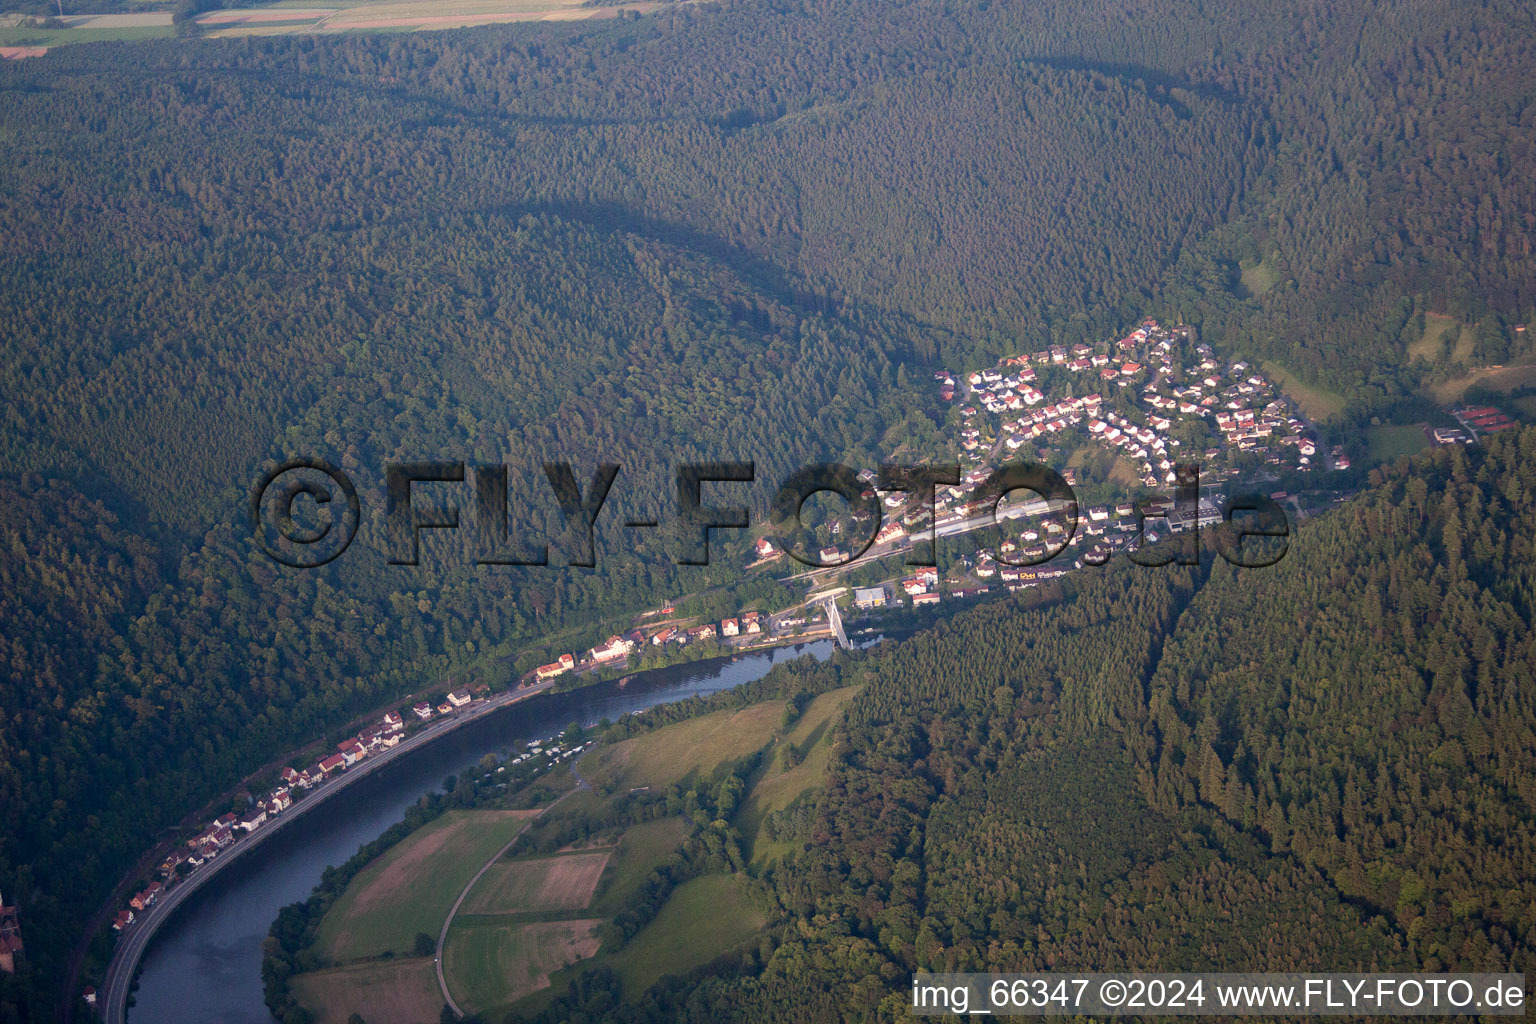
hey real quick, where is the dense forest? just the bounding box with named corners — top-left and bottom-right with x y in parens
top-left (1, 0), bottom-right (1534, 1017)
top-left (513, 429), bottom-right (1535, 1023)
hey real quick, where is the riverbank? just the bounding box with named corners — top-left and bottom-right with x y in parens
top-left (98, 633), bottom-right (863, 1024)
top-left (97, 678), bottom-right (555, 1024)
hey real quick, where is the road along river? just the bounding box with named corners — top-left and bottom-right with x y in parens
top-left (118, 638), bottom-right (863, 1024)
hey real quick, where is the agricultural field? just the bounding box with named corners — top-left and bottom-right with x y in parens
top-left (1365, 424), bottom-right (1430, 462)
top-left (444, 917), bottom-right (603, 1017)
top-left (0, 22), bottom-right (171, 46)
top-left (578, 701), bottom-right (785, 791)
top-left (0, 0), bottom-right (659, 49)
top-left (313, 809), bottom-right (539, 962)
top-left (462, 850), bottom-right (611, 915)
top-left (601, 874), bottom-right (766, 995)
top-left (289, 957), bottom-right (442, 1024)
top-left (1261, 361), bottom-right (1347, 420)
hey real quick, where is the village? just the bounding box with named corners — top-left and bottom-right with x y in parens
top-left (944, 319), bottom-right (1343, 483)
top-left (96, 318), bottom-right (1345, 953)
top-left (95, 316), bottom-right (1517, 1007)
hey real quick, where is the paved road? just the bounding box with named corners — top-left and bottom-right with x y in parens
top-left (100, 681), bottom-right (554, 1024)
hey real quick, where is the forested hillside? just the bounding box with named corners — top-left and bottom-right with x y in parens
top-left (1, 0), bottom-right (1534, 1016)
top-left (522, 429), bottom-right (1535, 1023)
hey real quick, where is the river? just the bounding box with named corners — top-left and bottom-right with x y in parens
top-left (125, 638), bottom-right (860, 1024)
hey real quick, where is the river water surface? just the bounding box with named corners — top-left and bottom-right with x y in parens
top-left (127, 638), bottom-right (857, 1023)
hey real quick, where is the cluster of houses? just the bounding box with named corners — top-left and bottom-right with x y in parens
top-left (899, 567), bottom-right (941, 606)
top-left (410, 689), bottom-right (474, 721)
top-left (113, 709), bottom-right (414, 933)
top-left (939, 319), bottom-right (1330, 485)
top-left (637, 608), bottom-right (768, 650)
top-left (532, 611), bottom-right (774, 684)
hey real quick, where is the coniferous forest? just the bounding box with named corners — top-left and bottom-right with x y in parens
top-left (510, 430), bottom-right (1536, 1024)
top-left (1, 0), bottom-right (1534, 1018)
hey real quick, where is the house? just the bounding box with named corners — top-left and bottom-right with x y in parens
top-left (281, 767), bottom-right (302, 787)
top-left (720, 618), bottom-right (740, 637)
top-left (412, 702), bottom-right (433, 721)
top-left (238, 807), bottom-right (267, 832)
top-left (318, 753), bottom-right (345, 776)
top-left (818, 546), bottom-right (842, 563)
top-left (447, 689), bottom-right (472, 707)
top-left (536, 660), bottom-right (570, 681)
top-left (382, 711), bottom-right (404, 732)
top-left (912, 592), bottom-right (940, 606)
top-left (113, 910), bottom-right (135, 931)
top-left (338, 740), bottom-right (366, 767)
top-left (270, 788), bottom-right (293, 812)
top-left (83, 988), bottom-right (96, 1006)
top-left (688, 624), bottom-right (718, 641)
top-left (591, 635), bottom-right (634, 662)
top-left (745, 618), bottom-right (763, 634)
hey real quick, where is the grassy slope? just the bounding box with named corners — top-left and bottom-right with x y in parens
top-left (591, 816), bottom-right (691, 916)
top-left (1261, 360), bottom-right (1347, 420)
top-left (1238, 253), bottom-right (1281, 298)
top-left (601, 874), bottom-right (765, 996)
top-left (578, 701), bottom-right (786, 792)
top-left (738, 686), bottom-right (859, 864)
